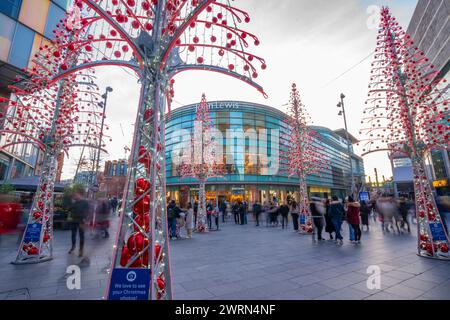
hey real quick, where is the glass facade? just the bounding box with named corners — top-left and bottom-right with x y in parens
top-left (165, 101), bottom-right (365, 206)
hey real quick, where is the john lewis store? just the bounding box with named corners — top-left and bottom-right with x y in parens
top-left (165, 101), bottom-right (365, 206)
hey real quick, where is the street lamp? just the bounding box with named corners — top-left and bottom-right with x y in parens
top-left (337, 93), bottom-right (356, 198)
top-left (91, 86), bottom-right (113, 197)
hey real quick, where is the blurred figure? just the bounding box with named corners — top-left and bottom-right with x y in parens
top-left (329, 196), bottom-right (344, 244)
top-left (324, 198), bottom-right (335, 240)
top-left (398, 197), bottom-right (411, 233)
top-left (109, 196), bottom-right (118, 214)
top-left (68, 190), bottom-right (90, 257)
top-left (360, 200), bottom-right (370, 232)
top-left (279, 202), bottom-right (290, 229)
top-left (347, 196), bottom-right (361, 244)
top-left (95, 198), bottom-right (111, 239)
top-left (253, 201), bottom-right (263, 226)
top-left (377, 195), bottom-right (400, 233)
top-left (167, 200), bottom-right (181, 240)
top-left (220, 200), bottom-right (227, 223)
top-left (193, 201), bottom-right (198, 229)
top-left (177, 208), bottom-right (186, 238)
top-left (268, 201), bottom-right (279, 227)
top-left (310, 197), bottom-right (325, 241)
top-left (242, 200), bottom-right (248, 225)
top-left (232, 201), bottom-right (240, 224)
top-left (290, 200), bottom-right (300, 231)
top-left (213, 203), bottom-right (220, 230)
top-left (185, 202), bottom-right (194, 238)
top-left (206, 200), bottom-right (214, 229)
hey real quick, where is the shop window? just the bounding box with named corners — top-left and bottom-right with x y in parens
top-left (0, 13), bottom-right (16, 61)
top-left (19, 0), bottom-right (50, 34)
top-left (8, 23), bottom-right (34, 69)
top-left (44, 1), bottom-right (65, 39)
top-left (0, 157), bottom-right (9, 180)
top-left (431, 150), bottom-right (447, 180)
top-left (0, 0), bottom-right (22, 19)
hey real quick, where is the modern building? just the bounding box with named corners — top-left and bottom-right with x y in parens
top-left (391, 0), bottom-right (450, 197)
top-left (0, 0), bottom-right (72, 182)
top-left (165, 101), bottom-right (365, 206)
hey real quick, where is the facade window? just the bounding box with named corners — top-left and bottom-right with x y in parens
top-left (0, 157), bottom-right (9, 180)
top-left (19, 0), bottom-right (50, 34)
top-left (8, 23), bottom-right (34, 69)
top-left (44, 1), bottom-right (65, 39)
top-left (0, 0), bottom-right (22, 19)
top-left (53, 0), bottom-right (72, 10)
top-left (0, 12), bottom-right (16, 62)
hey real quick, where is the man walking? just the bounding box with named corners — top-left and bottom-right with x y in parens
top-left (253, 201), bottom-right (262, 226)
top-left (68, 190), bottom-right (90, 257)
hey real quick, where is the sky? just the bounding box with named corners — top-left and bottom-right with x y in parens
top-left (61, 0), bottom-right (419, 183)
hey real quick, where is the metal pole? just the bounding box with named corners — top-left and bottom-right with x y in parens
top-left (339, 94), bottom-right (356, 198)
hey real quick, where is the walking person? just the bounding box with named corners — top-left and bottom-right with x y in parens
top-left (213, 203), bottom-right (220, 230)
top-left (310, 197), bottom-right (325, 241)
top-left (239, 201), bottom-right (245, 225)
top-left (398, 197), bottom-right (411, 233)
top-left (279, 202), bottom-right (290, 229)
top-left (290, 200), bottom-right (300, 231)
top-left (167, 200), bottom-right (181, 240)
top-left (344, 197), bottom-right (356, 242)
top-left (253, 201), bottom-right (262, 226)
top-left (242, 200), bottom-right (248, 225)
top-left (360, 199), bottom-right (371, 232)
top-left (68, 190), bottom-right (90, 257)
top-left (324, 198), bottom-right (335, 240)
top-left (193, 201), bottom-right (198, 230)
top-left (233, 201), bottom-right (240, 224)
top-left (220, 201), bottom-right (227, 223)
top-left (95, 198), bottom-right (111, 239)
top-left (109, 196), bottom-right (118, 214)
top-left (329, 196), bottom-right (344, 244)
top-left (206, 200), bottom-right (214, 230)
top-left (185, 203), bottom-right (194, 238)
top-left (347, 196), bottom-right (362, 244)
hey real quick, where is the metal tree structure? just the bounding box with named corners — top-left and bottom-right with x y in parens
top-left (180, 93), bottom-right (225, 232)
top-left (282, 83), bottom-right (329, 234)
top-left (360, 7), bottom-right (450, 260)
top-left (43, 0), bottom-right (266, 300)
top-left (0, 50), bottom-right (107, 264)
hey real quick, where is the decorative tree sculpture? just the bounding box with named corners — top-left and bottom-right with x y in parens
top-left (282, 83), bottom-right (329, 234)
top-left (39, 0), bottom-right (266, 300)
top-left (360, 7), bottom-right (450, 260)
top-left (180, 93), bottom-right (225, 232)
top-left (0, 65), bottom-right (107, 264)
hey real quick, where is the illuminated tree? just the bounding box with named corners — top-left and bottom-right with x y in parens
top-left (282, 83), bottom-right (329, 234)
top-left (33, 0), bottom-right (266, 299)
top-left (360, 7), bottom-right (450, 259)
top-left (180, 93), bottom-right (225, 232)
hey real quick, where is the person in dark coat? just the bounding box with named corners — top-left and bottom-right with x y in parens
top-left (324, 198), bottom-right (335, 240)
top-left (253, 201), bottom-right (262, 226)
top-left (279, 202), bottom-right (290, 229)
top-left (68, 191), bottom-right (90, 257)
top-left (232, 201), bottom-right (240, 224)
top-left (347, 196), bottom-right (361, 243)
top-left (290, 200), bottom-right (300, 231)
top-left (360, 200), bottom-right (371, 232)
top-left (310, 198), bottom-right (324, 241)
top-left (329, 196), bottom-right (344, 244)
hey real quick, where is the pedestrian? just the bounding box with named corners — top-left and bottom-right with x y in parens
top-left (329, 196), bottom-right (344, 244)
top-left (239, 201), bottom-right (245, 225)
top-left (290, 200), bottom-right (300, 231)
top-left (279, 202), bottom-right (289, 229)
top-left (206, 200), bottom-right (214, 230)
top-left (344, 197), bottom-right (355, 242)
top-left (95, 198), bottom-right (111, 239)
top-left (243, 200), bottom-right (248, 224)
top-left (310, 197), bottom-right (325, 241)
top-left (220, 201), bottom-right (227, 223)
top-left (232, 201), bottom-right (240, 224)
top-left (253, 201), bottom-right (262, 226)
top-left (167, 200), bottom-right (181, 240)
top-left (193, 201), bottom-right (198, 230)
top-left (398, 197), bottom-right (410, 233)
top-left (324, 198), bottom-right (335, 240)
top-left (68, 190), bottom-right (90, 257)
top-left (109, 196), bottom-right (118, 214)
top-left (360, 200), bottom-right (371, 232)
top-left (347, 196), bottom-right (362, 244)
top-left (213, 204), bottom-right (220, 230)
top-left (185, 202), bottom-right (194, 238)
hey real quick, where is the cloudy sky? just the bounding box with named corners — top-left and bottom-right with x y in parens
top-left (61, 0), bottom-right (418, 182)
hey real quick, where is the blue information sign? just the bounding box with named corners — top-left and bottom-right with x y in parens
top-left (429, 222), bottom-right (447, 242)
top-left (359, 192), bottom-right (370, 201)
top-left (23, 223), bottom-right (42, 243)
top-left (108, 268), bottom-right (151, 300)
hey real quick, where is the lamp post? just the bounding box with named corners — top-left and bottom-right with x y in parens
top-left (337, 93), bottom-right (356, 198)
top-left (92, 86), bottom-right (113, 197)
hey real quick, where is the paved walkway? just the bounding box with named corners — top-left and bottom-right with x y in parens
top-left (1, 214), bottom-right (449, 300)
top-left (170, 217), bottom-right (450, 300)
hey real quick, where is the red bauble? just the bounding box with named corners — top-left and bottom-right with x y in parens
top-left (157, 276), bottom-right (165, 290)
top-left (43, 233), bottom-right (50, 243)
top-left (33, 212), bottom-right (42, 220)
top-left (144, 109), bottom-right (154, 122)
top-left (135, 178), bottom-right (150, 196)
top-left (133, 195), bottom-right (150, 215)
top-left (120, 246), bottom-right (131, 267)
top-left (134, 214), bottom-right (150, 232)
top-left (419, 234), bottom-right (428, 242)
top-left (130, 258), bottom-right (143, 268)
top-left (440, 243), bottom-right (449, 253)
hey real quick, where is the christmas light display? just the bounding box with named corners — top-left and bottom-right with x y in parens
top-left (281, 84), bottom-right (329, 234)
top-left (179, 94), bottom-right (226, 233)
top-left (360, 7), bottom-right (450, 260)
top-left (38, 0), bottom-right (266, 300)
top-left (0, 8), bottom-right (108, 264)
